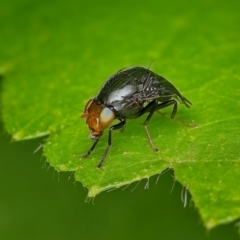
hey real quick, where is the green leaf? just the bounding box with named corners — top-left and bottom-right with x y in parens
top-left (1, 0), bottom-right (240, 230)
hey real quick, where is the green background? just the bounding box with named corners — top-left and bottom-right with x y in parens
top-left (1, 0), bottom-right (240, 238)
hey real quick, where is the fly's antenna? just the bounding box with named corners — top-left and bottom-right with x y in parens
top-left (68, 105), bottom-right (84, 113)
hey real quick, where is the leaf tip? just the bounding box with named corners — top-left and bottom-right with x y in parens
top-left (87, 185), bottom-right (102, 198)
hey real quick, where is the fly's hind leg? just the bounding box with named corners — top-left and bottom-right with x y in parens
top-left (155, 101), bottom-right (197, 128)
top-left (173, 117), bottom-right (198, 128)
top-left (169, 101), bottom-right (197, 128)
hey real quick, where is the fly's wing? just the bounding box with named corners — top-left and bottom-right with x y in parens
top-left (118, 67), bottom-right (192, 108)
top-left (97, 66), bottom-right (191, 108)
top-left (149, 70), bottom-right (192, 108)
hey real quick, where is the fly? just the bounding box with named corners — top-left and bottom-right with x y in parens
top-left (81, 66), bottom-right (192, 168)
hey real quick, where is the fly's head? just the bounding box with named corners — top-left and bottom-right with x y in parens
top-left (81, 99), bottom-right (115, 140)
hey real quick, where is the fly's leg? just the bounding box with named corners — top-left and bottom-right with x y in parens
top-left (173, 117), bottom-right (198, 128)
top-left (167, 101), bottom-right (197, 128)
top-left (143, 107), bottom-right (159, 151)
top-left (138, 100), bottom-right (177, 152)
top-left (154, 101), bottom-right (197, 127)
top-left (80, 139), bottom-right (100, 158)
top-left (97, 119), bottom-right (126, 168)
top-left (168, 100), bottom-right (177, 119)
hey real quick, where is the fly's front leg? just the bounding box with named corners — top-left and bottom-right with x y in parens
top-left (80, 139), bottom-right (100, 159)
top-left (97, 119), bottom-right (126, 168)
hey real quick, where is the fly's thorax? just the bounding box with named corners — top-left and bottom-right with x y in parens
top-left (81, 99), bottom-right (115, 139)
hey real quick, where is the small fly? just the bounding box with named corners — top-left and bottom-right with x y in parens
top-left (81, 66), bottom-right (192, 168)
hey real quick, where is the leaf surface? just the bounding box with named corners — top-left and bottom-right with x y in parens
top-left (1, 0), bottom-right (240, 229)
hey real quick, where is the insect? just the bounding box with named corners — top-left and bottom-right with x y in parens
top-left (81, 66), bottom-right (191, 168)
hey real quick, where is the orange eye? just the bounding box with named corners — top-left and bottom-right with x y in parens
top-left (99, 107), bottom-right (115, 129)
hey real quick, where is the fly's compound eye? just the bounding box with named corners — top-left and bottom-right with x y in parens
top-left (99, 107), bottom-right (115, 129)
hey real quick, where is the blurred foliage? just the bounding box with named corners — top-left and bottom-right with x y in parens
top-left (1, 0), bottom-right (240, 232)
